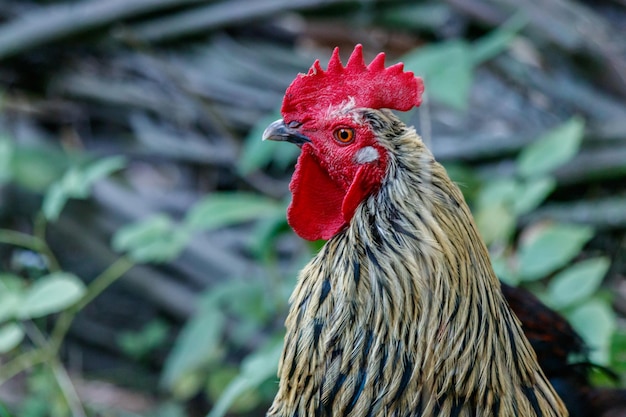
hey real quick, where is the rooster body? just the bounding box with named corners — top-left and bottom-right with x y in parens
top-left (264, 45), bottom-right (567, 417)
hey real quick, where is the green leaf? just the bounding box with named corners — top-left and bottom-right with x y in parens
top-left (0, 323), bottom-right (24, 353)
top-left (42, 182), bottom-right (69, 222)
top-left (113, 214), bottom-right (173, 251)
top-left (517, 117), bottom-right (585, 178)
top-left (11, 144), bottom-right (67, 191)
top-left (477, 178), bottom-right (519, 209)
top-left (207, 337), bottom-right (282, 417)
top-left (471, 13), bottom-right (527, 65)
top-left (547, 257), bottom-right (610, 309)
top-left (161, 304), bottom-right (226, 394)
top-left (17, 272), bottom-right (86, 319)
top-left (185, 193), bottom-right (283, 231)
top-left (0, 291), bottom-right (21, 323)
top-left (118, 320), bottom-right (169, 360)
top-left (402, 40), bottom-right (474, 110)
top-left (512, 177), bottom-right (556, 215)
top-left (0, 137), bottom-right (13, 184)
top-left (42, 156), bottom-right (126, 221)
top-left (127, 230), bottom-right (189, 263)
top-left (475, 203), bottom-right (516, 245)
top-left (0, 273), bottom-right (25, 292)
top-left (567, 299), bottom-right (615, 365)
top-left (518, 223), bottom-right (594, 281)
top-left (0, 401), bottom-right (13, 417)
top-left (238, 112), bottom-right (300, 175)
top-left (81, 156), bottom-right (126, 186)
top-left (249, 214), bottom-right (290, 261)
top-left (379, 3), bottom-right (452, 31)
top-left (113, 214), bottom-right (188, 263)
top-left (491, 256), bottom-right (519, 285)
top-left (610, 330), bottom-right (626, 375)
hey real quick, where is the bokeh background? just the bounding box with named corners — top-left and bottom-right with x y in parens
top-left (1, 0), bottom-right (626, 416)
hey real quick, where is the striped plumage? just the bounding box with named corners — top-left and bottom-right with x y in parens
top-left (263, 45), bottom-right (568, 417)
top-left (266, 109), bottom-right (567, 417)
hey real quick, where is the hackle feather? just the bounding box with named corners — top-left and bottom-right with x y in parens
top-left (268, 109), bottom-right (568, 417)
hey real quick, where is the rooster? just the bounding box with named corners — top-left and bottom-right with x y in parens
top-left (262, 44), bottom-right (569, 417)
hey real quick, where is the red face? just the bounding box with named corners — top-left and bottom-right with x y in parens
top-left (263, 107), bottom-right (388, 241)
top-left (262, 46), bottom-right (423, 240)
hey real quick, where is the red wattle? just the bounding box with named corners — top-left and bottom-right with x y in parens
top-left (287, 146), bottom-right (384, 241)
top-left (341, 165), bottom-right (375, 223)
top-left (287, 147), bottom-right (347, 241)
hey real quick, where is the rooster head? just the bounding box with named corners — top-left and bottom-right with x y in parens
top-left (263, 44), bottom-right (424, 241)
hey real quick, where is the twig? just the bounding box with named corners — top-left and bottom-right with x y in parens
top-left (0, 349), bottom-right (48, 386)
top-left (22, 323), bottom-right (87, 417)
top-left (50, 360), bottom-right (87, 417)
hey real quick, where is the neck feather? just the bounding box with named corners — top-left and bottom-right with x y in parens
top-left (269, 127), bottom-right (567, 417)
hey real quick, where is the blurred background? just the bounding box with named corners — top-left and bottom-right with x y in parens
top-left (0, 0), bottom-right (626, 416)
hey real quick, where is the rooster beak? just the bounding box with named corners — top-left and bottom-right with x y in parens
top-left (262, 119), bottom-right (311, 145)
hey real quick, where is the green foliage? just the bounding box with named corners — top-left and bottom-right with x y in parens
top-left (468, 116), bottom-right (619, 364)
top-left (475, 202), bottom-right (516, 246)
top-left (403, 40), bottom-right (474, 110)
top-left (517, 117), bottom-right (585, 178)
top-left (118, 320), bottom-right (170, 360)
top-left (184, 192), bottom-right (284, 231)
top-left (517, 224), bottom-right (594, 281)
top-left (546, 257), bottom-right (610, 309)
top-left (206, 337), bottom-right (283, 417)
top-left (610, 330), bottom-right (626, 378)
top-left (113, 214), bottom-right (187, 263)
top-left (113, 193), bottom-right (285, 264)
top-left (379, 3), bottom-right (452, 32)
top-left (19, 369), bottom-right (70, 417)
top-left (162, 278), bottom-right (284, 410)
top-left (0, 153), bottom-right (137, 415)
top-left (567, 299), bottom-right (616, 364)
top-left (402, 14), bottom-right (526, 110)
top-left (0, 137), bottom-right (13, 184)
top-left (0, 272), bottom-right (86, 353)
top-left (17, 272), bottom-right (86, 319)
top-left (0, 402), bottom-right (13, 417)
top-left (513, 177), bottom-right (556, 215)
top-left (8, 143), bottom-right (69, 191)
top-left (162, 294), bottom-right (227, 396)
top-left (473, 118), bottom-right (584, 245)
top-left (43, 156), bottom-right (126, 221)
top-left (470, 13), bottom-right (528, 65)
top-left (0, 323), bottom-right (24, 353)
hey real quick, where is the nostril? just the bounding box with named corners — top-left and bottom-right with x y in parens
top-left (287, 120), bottom-right (302, 128)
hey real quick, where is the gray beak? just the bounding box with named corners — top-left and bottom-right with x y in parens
top-left (262, 119), bottom-right (311, 145)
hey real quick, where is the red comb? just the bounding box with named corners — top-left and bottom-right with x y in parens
top-left (281, 44), bottom-right (424, 122)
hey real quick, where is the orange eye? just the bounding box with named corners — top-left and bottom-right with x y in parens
top-left (333, 127), bottom-right (355, 144)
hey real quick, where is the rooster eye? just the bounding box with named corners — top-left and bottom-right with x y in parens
top-left (333, 128), bottom-right (355, 144)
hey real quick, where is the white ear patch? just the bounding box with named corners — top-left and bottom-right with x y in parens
top-left (354, 146), bottom-right (379, 164)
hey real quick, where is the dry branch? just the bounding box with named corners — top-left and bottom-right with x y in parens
top-left (0, 0), bottom-right (206, 59)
